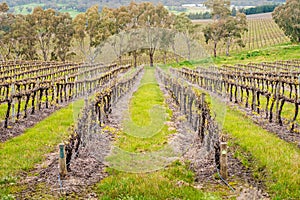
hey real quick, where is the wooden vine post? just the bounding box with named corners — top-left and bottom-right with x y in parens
top-left (11, 82), bottom-right (15, 123)
top-left (59, 143), bottom-right (67, 178)
top-left (298, 75), bottom-right (300, 98)
top-left (84, 73), bottom-right (88, 105)
top-left (36, 79), bottom-right (40, 111)
top-left (220, 142), bottom-right (228, 179)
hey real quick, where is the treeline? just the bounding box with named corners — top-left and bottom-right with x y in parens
top-left (4, 0), bottom-right (286, 12)
top-left (0, 0), bottom-right (252, 63)
top-left (0, 3), bottom-right (74, 61)
top-left (0, 2), bottom-right (199, 65)
top-left (239, 4), bottom-right (279, 15)
top-left (187, 4), bottom-right (280, 20)
top-left (3, 0), bottom-right (285, 8)
top-left (4, 0), bottom-right (197, 11)
top-left (187, 12), bottom-right (211, 20)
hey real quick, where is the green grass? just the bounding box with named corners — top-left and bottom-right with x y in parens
top-left (12, 3), bottom-right (81, 18)
top-left (212, 43), bottom-right (300, 66)
top-left (0, 103), bottom-right (7, 121)
top-left (247, 91), bottom-right (300, 126)
top-left (167, 43), bottom-right (300, 68)
top-left (58, 9), bottom-right (81, 18)
top-left (96, 161), bottom-right (220, 200)
top-left (164, 46), bottom-right (300, 198)
top-left (116, 67), bottom-right (175, 152)
top-left (0, 99), bottom-right (84, 198)
top-left (0, 99), bottom-right (36, 121)
top-left (13, 3), bottom-right (45, 15)
top-left (96, 67), bottom-right (222, 199)
top-left (223, 105), bottom-right (300, 199)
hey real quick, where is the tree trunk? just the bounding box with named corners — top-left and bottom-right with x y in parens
top-left (150, 51), bottom-right (154, 67)
top-left (214, 42), bottom-right (217, 58)
top-left (172, 43), bottom-right (179, 63)
top-left (187, 39), bottom-right (191, 61)
top-left (226, 38), bottom-right (231, 56)
top-left (119, 55), bottom-right (122, 66)
top-left (43, 50), bottom-right (47, 61)
top-left (133, 52), bottom-right (137, 68)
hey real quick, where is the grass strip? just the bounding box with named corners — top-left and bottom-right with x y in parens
top-left (224, 106), bottom-right (300, 199)
top-left (96, 67), bottom-right (221, 199)
top-left (116, 67), bottom-right (174, 152)
top-left (0, 99), bottom-right (84, 197)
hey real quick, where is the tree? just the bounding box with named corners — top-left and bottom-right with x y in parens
top-left (104, 5), bottom-right (132, 64)
top-left (66, 3), bottom-right (116, 63)
top-left (223, 13), bottom-right (248, 56)
top-left (160, 29), bottom-right (175, 64)
top-left (137, 2), bottom-right (174, 66)
top-left (31, 7), bottom-right (56, 61)
top-left (53, 12), bottom-right (74, 61)
top-left (73, 5), bottom-right (112, 63)
top-left (0, 3), bottom-right (14, 61)
top-left (10, 14), bottom-right (38, 60)
top-left (204, 0), bottom-right (231, 19)
top-left (124, 2), bottom-right (144, 67)
top-left (203, 19), bottom-right (226, 58)
top-left (175, 13), bottom-right (197, 60)
top-left (273, 0), bottom-right (300, 43)
top-left (126, 29), bottom-right (146, 67)
top-left (0, 2), bottom-right (9, 12)
top-left (203, 0), bottom-right (248, 57)
top-left (73, 12), bottom-right (87, 55)
top-left (0, 3), bottom-right (39, 61)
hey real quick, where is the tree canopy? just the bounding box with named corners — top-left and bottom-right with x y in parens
top-left (203, 0), bottom-right (248, 57)
top-left (272, 0), bottom-right (300, 43)
top-left (0, 2), bottom-right (207, 64)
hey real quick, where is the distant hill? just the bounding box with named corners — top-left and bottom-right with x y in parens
top-left (3, 0), bottom-right (285, 16)
top-left (4, 0), bottom-right (286, 8)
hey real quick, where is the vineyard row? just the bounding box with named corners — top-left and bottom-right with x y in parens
top-left (1, 63), bottom-right (132, 128)
top-left (171, 60), bottom-right (300, 132)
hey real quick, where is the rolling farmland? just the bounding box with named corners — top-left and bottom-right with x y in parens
top-left (195, 14), bottom-right (290, 57)
top-left (1, 2), bottom-right (300, 199)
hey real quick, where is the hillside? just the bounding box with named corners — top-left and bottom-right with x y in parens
top-left (5, 0), bottom-right (286, 14)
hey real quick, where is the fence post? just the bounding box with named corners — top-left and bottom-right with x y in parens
top-left (220, 142), bottom-right (228, 179)
top-left (59, 143), bottom-right (67, 178)
top-left (11, 83), bottom-right (15, 123)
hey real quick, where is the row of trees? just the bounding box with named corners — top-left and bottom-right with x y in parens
top-left (0, 2), bottom-right (203, 65)
top-left (0, 3), bottom-right (74, 61)
top-left (239, 4), bottom-right (279, 15)
top-left (1, 1), bottom-right (251, 64)
top-left (187, 4), bottom-right (278, 20)
top-left (6, 0), bottom-right (287, 9)
top-left (187, 12), bottom-right (212, 20)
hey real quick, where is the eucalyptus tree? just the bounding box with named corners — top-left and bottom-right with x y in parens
top-left (9, 14), bottom-right (38, 60)
top-left (174, 13), bottom-right (198, 60)
top-left (73, 5), bottom-right (113, 63)
top-left (31, 7), bottom-right (57, 61)
top-left (137, 2), bottom-right (174, 66)
top-left (223, 13), bottom-right (248, 56)
top-left (53, 12), bottom-right (74, 61)
top-left (203, 19), bottom-right (226, 58)
top-left (273, 0), bottom-right (300, 43)
top-left (0, 3), bottom-right (14, 61)
top-left (203, 0), bottom-right (248, 57)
